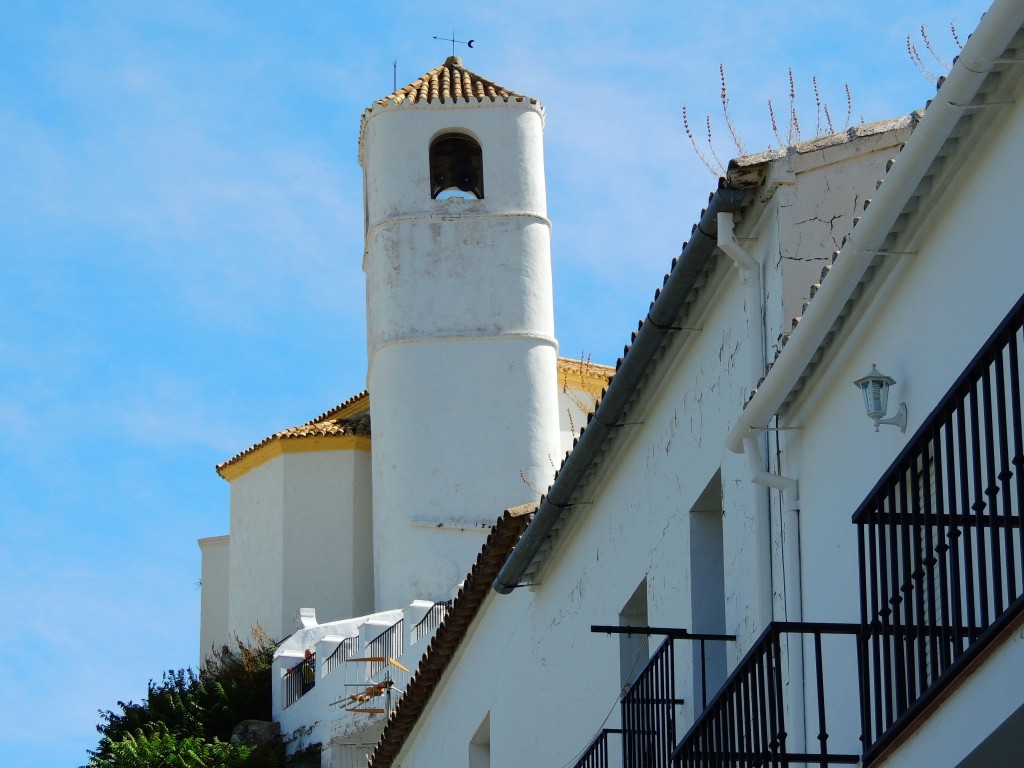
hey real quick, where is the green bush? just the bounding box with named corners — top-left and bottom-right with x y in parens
top-left (88, 628), bottom-right (285, 768)
top-left (87, 725), bottom-right (257, 768)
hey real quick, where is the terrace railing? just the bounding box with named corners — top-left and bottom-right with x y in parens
top-left (366, 619), bottom-right (404, 676)
top-left (855, 291), bottom-right (1024, 763)
top-left (282, 654), bottom-right (316, 709)
top-left (672, 622), bottom-right (860, 768)
top-left (412, 600), bottom-right (453, 644)
top-left (322, 636), bottom-right (358, 678)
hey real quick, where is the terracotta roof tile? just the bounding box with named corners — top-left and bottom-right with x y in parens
top-left (374, 56), bottom-right (535, 107)
top-left (215, 391), bottom-right (370, 478)
top-left (298, 390), bottom-right (369, 426)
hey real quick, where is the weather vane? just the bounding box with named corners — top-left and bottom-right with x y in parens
top-left (433, 31), bottom-right (475, 57)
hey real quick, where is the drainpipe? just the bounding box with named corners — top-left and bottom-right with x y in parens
top-left (717, 212), bottom-right (758, 277)
top-left (719, 212), bottom-right (775, 634)
top-left (722, 211), bottom-right (805, 747)
top-left (743, 435), bottom-right (805, 754)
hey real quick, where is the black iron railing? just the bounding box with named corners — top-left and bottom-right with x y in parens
top-left (672, 622), bottom-right (860, 767)
top-left (577, 627), bottom-right (734, 768)
top-left (622, 637), bottom-right (682, 768)
top-left (282, 654), bottom-right (316, 708)
top-left (322, 636), bottom-right (358, 678)
top-left (572, 729), bottom-right (622, 768)
top-left (412, 600), bottom-right (453, 644)
top-left (366, 620), bottom-right (404, 676)
top-left (855, 292), bottom-right (1024, 763)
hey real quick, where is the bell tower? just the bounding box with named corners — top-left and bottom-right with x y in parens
top-left (359, 57), bottom-right (561, 609)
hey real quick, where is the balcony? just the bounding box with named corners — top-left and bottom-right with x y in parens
top-left (573, 296), bottom-right (1024, 766)
top-left (574, 627), bottom-right (733, 768)
top-left (672, 622), bottom-right (860, 767)
top-left (855, 291), bottom-right (1024, 763)
top-left (280, 619), bottom-right (407, 713)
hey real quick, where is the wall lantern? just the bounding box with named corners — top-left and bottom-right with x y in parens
top-left (853, 364), bottom-right (907, 432)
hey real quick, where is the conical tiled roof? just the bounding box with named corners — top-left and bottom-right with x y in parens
top-left (374, 56), bottom-right (537, 107)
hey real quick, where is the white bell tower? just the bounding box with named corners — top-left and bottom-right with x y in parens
top-left (359, 57), bottom-right (561, 609)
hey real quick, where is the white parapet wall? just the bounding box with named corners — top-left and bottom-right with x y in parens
top-left (273, 599), bottom-right (457, 763)
top-left (274, 609), bottom-right (404, 751)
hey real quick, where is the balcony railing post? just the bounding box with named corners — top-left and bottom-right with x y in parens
top-left (994, 349), bottom-right (1017, 603)
top-left (769, 630), bottom-right (786, 763)
top-left (969, 379), bottom-right (992, 630)
top-left (1009, 336), bottom-right (1024, 576)
top-left (812, 631), bottom-right (827, 765)
top-left (944, 416), bottom-right (965, 659)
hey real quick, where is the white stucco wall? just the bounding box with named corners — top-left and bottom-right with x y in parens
top-left (387, 127), bottom-right (941, 767)
top-left (392, 253), bottom-right (760, 766)
top-left (362, 99), bottom-right (561, 611)
top-left (751, 121), bottom-right (917, 365)
top-left (198, 535), bottom-right (230, 660)
top-left (282, 449), bottom-right (375, 627)
top-left (227, 446), bottom-right (373, 642)
top-left (229, 456), bottom-right (285, 639)
top-left (369, 338), bottom-right (559, 608)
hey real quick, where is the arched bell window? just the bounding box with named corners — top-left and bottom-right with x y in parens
top-left (429, 133), bottom-right (484, 199)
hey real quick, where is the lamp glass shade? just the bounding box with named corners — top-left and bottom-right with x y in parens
top-left (853, 365), bottom-right (896, 421)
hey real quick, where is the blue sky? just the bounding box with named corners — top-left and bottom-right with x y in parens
top-left (0, 1), bottom-right (985, 764)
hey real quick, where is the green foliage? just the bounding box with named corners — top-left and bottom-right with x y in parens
top-left (88, 723), bottom-right (256, 768)
top-left (88, 627), bottom-right (285, 768)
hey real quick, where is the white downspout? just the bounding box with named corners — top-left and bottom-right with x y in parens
top-left (717, 211), bottom-right (759, 277)
top-left (719, 211), bottom-right (776, 637)
top-left (742, 435), bottom-right (805, 755)
top-left (742, 436), bottom-right (798, 512)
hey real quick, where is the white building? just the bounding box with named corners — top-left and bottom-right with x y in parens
top-left (359, 2), bottom-right (1024, 767)
top-left (200, 2), bottom-right (1024, 765)
top-left (197, 55), bottom-right (612, 762)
